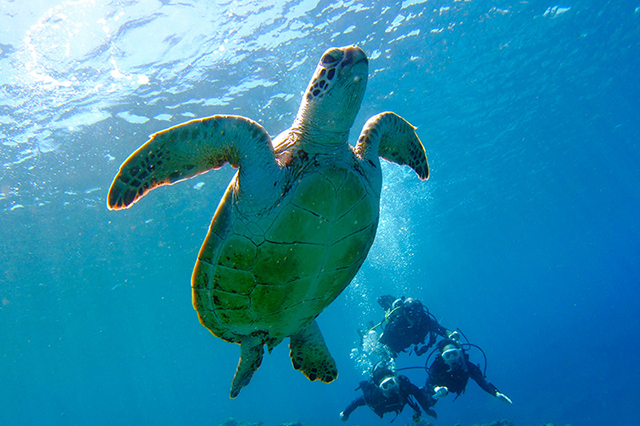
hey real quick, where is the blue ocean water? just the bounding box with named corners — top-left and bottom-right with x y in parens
top-left (1, 1), bottom-right (639, 425)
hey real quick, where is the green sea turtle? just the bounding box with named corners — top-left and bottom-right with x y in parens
top-left (107, 45), bottom-right (429, 398)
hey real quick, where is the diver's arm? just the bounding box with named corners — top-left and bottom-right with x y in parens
top-left (341, 395), bottom-right (366, 420)
top-left (467, 362), bottom-right (499, 396)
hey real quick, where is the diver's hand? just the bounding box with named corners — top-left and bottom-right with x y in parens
top-left (447, 330), bottom-right (460, 342)
top-left (340, 411), bottom-right (349, 422)
top-left (495, 391), bottom-right (512, 404)
top-left (433, 386), bottom-right (449, 399)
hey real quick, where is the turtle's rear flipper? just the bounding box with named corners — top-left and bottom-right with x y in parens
top-left (289, 320), bottom-right (338, 383)
top-left (230, 334), bottom-right (265, 398)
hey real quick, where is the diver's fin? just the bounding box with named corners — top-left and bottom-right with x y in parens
top-left (289, 320), bottom-right (338, 383)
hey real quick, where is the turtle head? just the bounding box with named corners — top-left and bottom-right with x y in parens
top-left (294, 45), bottom-right (368, 139)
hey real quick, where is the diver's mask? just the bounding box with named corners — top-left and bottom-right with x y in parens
top-left (441, 344), bottom-right (463, 367)
top-left (379, 375), bottom-right (399, 395)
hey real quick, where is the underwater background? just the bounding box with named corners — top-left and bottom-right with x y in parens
top-left (1, 1), bottom-right (639, 425)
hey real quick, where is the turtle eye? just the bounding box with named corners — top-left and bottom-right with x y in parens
top-left (321, 49), bottom-right (342, 66)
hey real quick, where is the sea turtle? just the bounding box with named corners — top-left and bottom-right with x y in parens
top-left (107, 45), bottom-right (429, 398)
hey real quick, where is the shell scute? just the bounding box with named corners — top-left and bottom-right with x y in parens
top-left (264, 203), bottom-right (332, 245)
top-left (325, 224), bottom-right (376, 271)
top-left (290, 172), bottom-right (337, 221)
top-left (216, 309), bottom-right (257, 333)
top-left (213, 266), bottom-right (256, 295)
top-left (193, 288), bottom-right (214, 312)
top-left (312, 267), bottom-right (357, 300)
top-left (334, 170), bottom-right (367, 219)
top-left (250, 277), bottom-right (314, 318)
top-left (192, 261), bottom-right (216, 291)
top-left (218, 235), bottom-right (258, 271)
top-left (251, 242), bottom-right (325, 284)
top-left (319, 165), bottom-right (348, 190)
top-left (332, 195), bottom-right (377, 242)
top-left (213, 289), bottom-right (251, 310)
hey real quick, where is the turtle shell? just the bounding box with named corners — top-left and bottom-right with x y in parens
top-left (192, 159), bottom-right (380, 343)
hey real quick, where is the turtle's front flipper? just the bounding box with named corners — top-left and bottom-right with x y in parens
top-left (289, 320), bottom-right (338, 383)
top-left (354, 112), bottom-right (429, 180)
top-left (230, 334), bottom-right (265, 398)
top-left (108, 115), bottom-right (279, 210)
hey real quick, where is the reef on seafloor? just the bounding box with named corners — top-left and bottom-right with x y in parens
top-left (219, 419), bottom-right (305, 426)
top-left (410, 419), bottom-right (514, 426)
top-left (218, 418), bottom-right (567, 426)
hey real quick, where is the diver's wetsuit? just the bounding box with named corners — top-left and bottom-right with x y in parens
top-left (378, 297), bottom-right (449, 356)
top-left (426, 352), bottom-right (499, 397)
top-left (342, 375), bottom-right (436, 420)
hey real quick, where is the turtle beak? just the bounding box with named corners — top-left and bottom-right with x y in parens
top-left (342, 45), bottom-right (368, 67)
top-left (341, 46), bottom-right (368, 84)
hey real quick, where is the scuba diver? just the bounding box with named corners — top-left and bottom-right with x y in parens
top-left (376, 295), bottom-right (456, 357)
top-left (340, 362), bottom-right (437, 422)
top-left (423, 338), bottom-right (512, 414)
